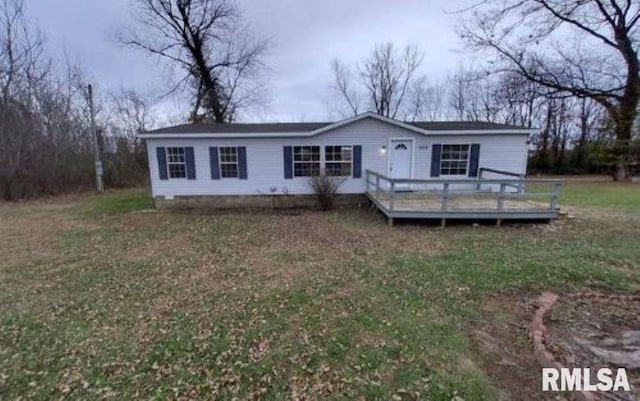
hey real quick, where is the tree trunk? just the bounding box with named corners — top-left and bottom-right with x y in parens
top-left (612, 25), bottom-right (639, 181)
top-left (613, 121), bottom-right (631, 182)
top-left (574, 99), bottom-right (589, 168)
top-left (612, 105), bottom-right (635, 182)
top-left (614, 154), bottom-right (630, 181)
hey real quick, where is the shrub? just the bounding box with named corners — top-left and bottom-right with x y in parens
top-left (309, 170), bottom-right (345, 210)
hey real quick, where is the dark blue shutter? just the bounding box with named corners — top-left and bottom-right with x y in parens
top-left (185, 147), bottom-right (196, 180)
top-left (430, 144), bottom-right (442, 177)
top-left (209, 147), bottom-right (220, 180)
top-left (238, 146), bottom-right (248, 179)
top-left (469, 144), bottom-right (480, 177)
top-left (156, 147), bottom-right (168, 180)
top-left (283, 146), bottom-right (293, 179)
top-left (352, 145), bottom-right (362, 178)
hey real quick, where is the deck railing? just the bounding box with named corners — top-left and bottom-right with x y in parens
top-left (478, 167), bottom-right (525, 193)
top-left (365, 169), bottom-right (563, 214)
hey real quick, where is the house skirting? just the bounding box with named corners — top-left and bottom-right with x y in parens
top-left (154, 194), bottom-right (368, 210)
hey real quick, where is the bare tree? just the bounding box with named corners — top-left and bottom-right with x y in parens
top-left (439, 62), bottom-right (614, 173)
top-left (0, 0), bottom-right (48, 101)
top-left (330, 43), bottom-right (424, 119)
top-left (108, 88), bottom-right (155, 143)
top-left (361, 43), bottom-right (423, 118)
top-left (445, 66), bottom-right (501, 122)
top-left (405, 76), bottom-right (447, 121)
top-left (574, 98), bottom-right (606, 167)
top-left (121, 0), bottom-right (269, 123)
top-left (466, 78), bottom-right (502, 123)
top-left (496, 72), bottom-right (541, 128)
top-left (549, 98), bottom-right (571, 171)
top-left (458, 0), bottom-right (640, 180)
top-left (97, 88), bottom-right (156, 187)
top-left (0, 0), bottom-right (159, 199)
top-left (447, 66), bottom-right (472, 121)
top-left (0, 0), bottom-right (50, 199)
top-left (330, 60), bottom-right (362, 116)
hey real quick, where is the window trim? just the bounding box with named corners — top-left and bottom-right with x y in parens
top-left (289, 145), bottom-right (359, 178)
top-left (439, 144), bottom-right (471, 177)
top-left (324, 145), bottom-right (353, 177)
top-left (218, 146), bottom-right (240, 179)
top-left (292, 145), bottom-right (321, 178)
top-left (166, 146), bottom-right (187, 179)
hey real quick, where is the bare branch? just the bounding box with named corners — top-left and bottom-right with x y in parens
top-left (330, 60), bottom-right (361, 116)
top-left (458, 0), bottom-right (640, 179)
top-left (330, 43), bottom-right (425, 119)
top-left (120, 0), bottom-right (270, 123)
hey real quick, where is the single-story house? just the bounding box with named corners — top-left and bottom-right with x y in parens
top-left (138, 112), bottom-right (533, 209)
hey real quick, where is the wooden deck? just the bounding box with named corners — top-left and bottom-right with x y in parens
top-left (365, 170), bottom-right (563, 226)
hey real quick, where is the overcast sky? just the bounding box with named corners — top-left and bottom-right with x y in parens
top-left (28, 0), bottom-right (469, 123)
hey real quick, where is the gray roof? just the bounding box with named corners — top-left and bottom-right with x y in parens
top-left (410, 121), bottom-right (526, 131)
top-left (147, 122), bottom-right (331, 134)
top-left (145, 120), bottom-right (527, 135)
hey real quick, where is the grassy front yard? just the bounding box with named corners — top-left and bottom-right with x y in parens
top-left (1, 179), bottom-right (639, 400)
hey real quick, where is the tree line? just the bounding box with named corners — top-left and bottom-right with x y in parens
top-left (330, 49), bottom-right (624, 175)
top-left (459, 0), bottom-right (639, 180)
top-left (0, 0), bottom-right (158, 200)
top-left (1, 0), bottom-right (638, 200)
top-left (329, 0), bottom-right (640, 179)
top-left (0, 0), bottom-right (270, 200)
top-left (115, 0), bottom-right (640, 179)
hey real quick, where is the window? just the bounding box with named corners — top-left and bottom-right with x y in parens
top-left (440, 144), bottom-right (470, 176)
top-left (293, 146), bottom-right (320, 177)
top-left (166, 147), bottom-right (186, 178)
top-left (325, 146), bottom-right (352, 176)
top-left (219, 147), bottom-right (239, 178)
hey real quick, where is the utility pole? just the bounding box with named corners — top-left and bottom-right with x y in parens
top-left (88, 84), bottom-right (104, 193)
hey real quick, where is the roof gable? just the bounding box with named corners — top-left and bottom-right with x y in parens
top-left (309, 113), bottom-right (431, 137)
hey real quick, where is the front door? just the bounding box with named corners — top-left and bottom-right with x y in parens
top-left (389, 139), bottom-right (412, 180)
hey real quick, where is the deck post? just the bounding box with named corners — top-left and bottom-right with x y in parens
top-left (441, 218), bottom-right (446, 228)
top-left (389, 181), bottom-right (395, 212)
top-left (497, 183), bottom-right (506, 211)
top-left (388, 217), bottom-right (394, 226)
top-left (441, 182), bottom-right (449, 212)
top-left (376, 175), bottom-right (380, 199)
top-left (518, 176), bottom-right (525, 195)
top-left (550, 182), bottom-right (561, 211)
top-left (476, 169), bottom-right (483, 191)
top-left (366, 170), bottom-right (370, 193)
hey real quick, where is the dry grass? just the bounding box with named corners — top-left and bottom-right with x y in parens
top-left (0, 181), bottom-right (639, 400)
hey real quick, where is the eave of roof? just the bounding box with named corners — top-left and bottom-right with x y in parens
top-left (145, 122), bottom-right (331, 134)
top-left (138, 112), bottom-right (535, 139)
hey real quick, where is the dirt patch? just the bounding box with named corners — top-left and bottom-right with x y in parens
top-left (473, 293), bottom-right (640, 401)
top-left (472, 296), bottom-right (558, 401)
top-left (547, 293), bottom-right (640, 400)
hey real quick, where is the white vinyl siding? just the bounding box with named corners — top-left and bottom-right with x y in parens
top-left (145, 117), bottom-right (528, 197)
